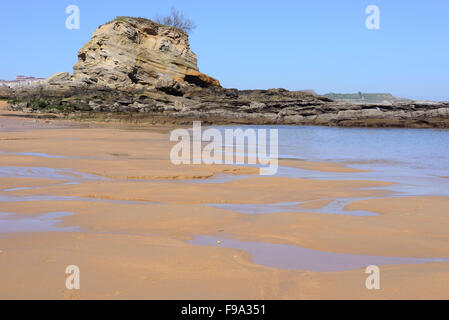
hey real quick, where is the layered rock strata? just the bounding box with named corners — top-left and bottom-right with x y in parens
top-left (1, 16), bottom-right (448, 128)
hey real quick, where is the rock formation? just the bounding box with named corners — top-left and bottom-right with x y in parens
top-left (1, 16), bottom-right (448, 128)
top-left (324, 93), bottom-right (412, 105)
top-left (72, 17), bottom-right (220, 89)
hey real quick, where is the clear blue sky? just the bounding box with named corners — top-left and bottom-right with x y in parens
top-left (1, 0), bottom-right (448, 101)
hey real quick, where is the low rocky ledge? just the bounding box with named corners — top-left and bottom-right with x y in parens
top-left (2, 82), bottom-right (448, 128)
top-left (1, 16), bottom-right (448, 128)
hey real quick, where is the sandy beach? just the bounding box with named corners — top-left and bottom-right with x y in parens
top-left (0, 101), bottom-right (448, 300)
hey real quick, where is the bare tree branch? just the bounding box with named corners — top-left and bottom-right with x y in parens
top-left (155, 7), bottom-right (197, 34)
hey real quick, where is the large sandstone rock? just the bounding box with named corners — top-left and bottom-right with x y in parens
top-left (72, 16), bottom-right (220, 88)
top-left (1, 16), bottom-right (448, 128)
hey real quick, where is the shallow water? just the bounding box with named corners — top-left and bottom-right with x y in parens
top-left (211, 125), bottom-right (449, 197)
top-left (0, 166), bottom-right (104, 181)
top-left (0, 193), bottom-right (153, 205)
top-left (207, 198), bottom-right (378, 216)
top-left (273, 126), bottom-right (449, 175)
top-left (189, 236), bottom-right (449, 271)
top-left (1, 125), bottom-right (448, 243)
top-left (0, 150), bottom-right (71, 159)
top-left (0, 212), bottom-right (79, 234)
top-left (3, 182), bottom-right (80, 192)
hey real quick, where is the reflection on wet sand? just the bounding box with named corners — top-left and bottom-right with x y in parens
top-left (0, 111), bottom-right (448, 299)
top-left (189, 235), bottom-right (449, 271)
top-left (0, 212), bottom-right (79, 234)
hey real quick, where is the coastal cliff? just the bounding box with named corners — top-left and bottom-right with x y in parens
top-left (1, 16), bottom-right (448, 128)
top-left (73, 16), bottom-right (220, 89)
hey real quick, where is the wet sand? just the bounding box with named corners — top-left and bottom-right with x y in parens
top-left (0, 103), bottom-right (448, 299)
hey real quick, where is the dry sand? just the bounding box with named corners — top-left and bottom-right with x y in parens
top-left (0, 106), bottom-right (448, 299)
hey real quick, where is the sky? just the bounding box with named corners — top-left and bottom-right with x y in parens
top-left (1, 0), bottom-right (448, 101)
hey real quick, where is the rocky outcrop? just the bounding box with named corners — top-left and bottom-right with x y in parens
top-left (72, 16), bottom-right (220, 89)
top-left (324, 93), bottom-right (412, 104)
top-left (1, 16), bottom-right (448, 128)
top-left (46, 72), bottom-right (71, 84)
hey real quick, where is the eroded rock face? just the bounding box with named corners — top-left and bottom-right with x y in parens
top-left (72, 16), bottom-right (220, 89)
top-left (1, 16), bottom-right (448, 128)
top-left (46, 72), bottom-right (71, 84)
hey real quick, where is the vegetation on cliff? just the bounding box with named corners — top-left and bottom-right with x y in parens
top-left (155, 7), bottom-right (196, 34)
